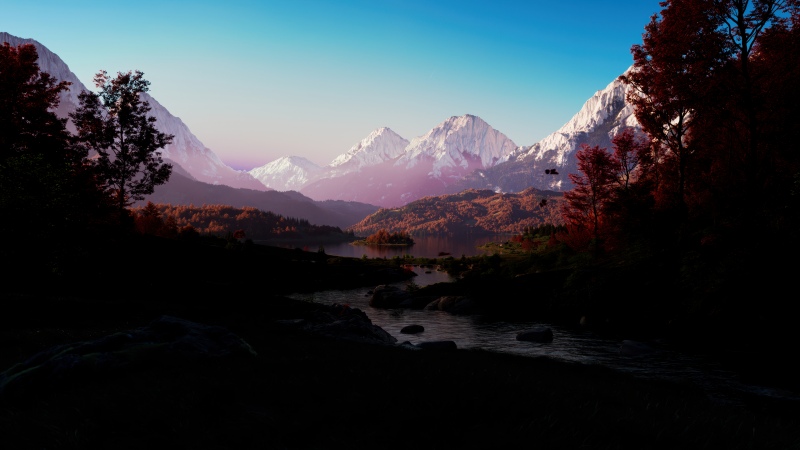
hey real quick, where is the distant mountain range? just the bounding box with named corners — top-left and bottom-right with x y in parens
top-left (1, 32), bottom-right (373, 227)
top-left (3, 31), bottom-right (641, 228)
top-left (251, 72), bottom-right (641, 207)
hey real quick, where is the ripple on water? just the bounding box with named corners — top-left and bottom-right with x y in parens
top-left (288, 268), bottom-right (800, 405)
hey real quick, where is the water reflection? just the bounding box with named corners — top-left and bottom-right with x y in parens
top-left (289, 267), bottom-right (800, 405)
top-left (263, 234), bottom-right (511, 259)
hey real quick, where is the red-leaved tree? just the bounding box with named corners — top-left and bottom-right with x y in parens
top-left (562, 144), bottom-right (618, 249)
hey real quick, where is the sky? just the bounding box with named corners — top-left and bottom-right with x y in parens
top-left (3, 0), bottom-right (663, 170)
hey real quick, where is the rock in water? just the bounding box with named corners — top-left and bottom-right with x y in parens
top-left (516, 327), bottom-right (554, 343)
top-left (400, 324), bottom-right (425, 334)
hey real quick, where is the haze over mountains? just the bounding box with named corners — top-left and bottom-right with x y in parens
top-left (3, 31), bottom-right (641, 225)
top-left (252, 72), bottom-right (642, 207)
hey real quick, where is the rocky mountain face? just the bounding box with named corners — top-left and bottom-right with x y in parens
top-left (248, 156), bottom-right (322, 191)
top-left (1, 32), bottom-right (84, 133)
top-left (260, 75), bottom-right (640, 206)
top-left (452, 70), bottom-right (641, 194)
top-left (327, 127), bottom-right (410, 176)
top-left (297, 115), bottom-right (520, 207)
top-left (1, 32), bottom-right (266, 191)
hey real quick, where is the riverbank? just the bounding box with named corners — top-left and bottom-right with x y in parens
top-left (2, 235), bottom-right (799, 449)
top-left (2, 290), bottom-right (799, 449)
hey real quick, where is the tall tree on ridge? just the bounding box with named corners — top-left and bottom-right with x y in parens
top-left (71, 70), bottom-right (173, 212)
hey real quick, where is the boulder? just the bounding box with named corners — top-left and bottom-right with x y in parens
top-left (0, 315), bottom-right (257, 399)
top-left (400, 324), bottom-right (424, 334)
top-left (303, 303), bottom-right (398, 345)
top-left (516, 327), bottom-right (554, 343)
top-left (369, 285), bottom-right (411, 308)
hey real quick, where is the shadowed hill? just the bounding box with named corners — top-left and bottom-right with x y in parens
top-left (142, 170), bottom-right (379, 229)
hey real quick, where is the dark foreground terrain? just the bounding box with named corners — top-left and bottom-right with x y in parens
top-left (2, 236), bottom-right (799, 449)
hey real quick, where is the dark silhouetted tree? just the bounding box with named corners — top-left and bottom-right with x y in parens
top-left (620, 0), bottom-right (729, 211)
top-left (71, 70), bottom-right (173, 211)
top-left (0, 43), bottom-right (108, 242)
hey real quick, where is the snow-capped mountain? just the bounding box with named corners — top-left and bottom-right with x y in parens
top-left (248, 156), bottom-right (322, 191)
top-left (299, 114), bottom-right (518, 207)
top-left (328, 127), bottom-right (409, 175)
top-left (1, 32), bottom-right (267, 191)
top-left (396, 114), bottom-right (518, 178)
top-left (453, 69), bottom-right (641, 194)
top-left (518, 66), bottom-right (640, 190)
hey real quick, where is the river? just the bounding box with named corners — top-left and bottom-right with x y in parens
top-left (289, 266), bottom-right (800, 406)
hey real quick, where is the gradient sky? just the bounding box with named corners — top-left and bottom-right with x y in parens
top-left (3, 0), bottom-right (663, 170)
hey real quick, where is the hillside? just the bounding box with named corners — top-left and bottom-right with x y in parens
top-left (348, 188), bottom-right (565, 236)
top-left (132, 203), bottom-right (354, 242)
top-left (141, 171), bottom-right (379, 229)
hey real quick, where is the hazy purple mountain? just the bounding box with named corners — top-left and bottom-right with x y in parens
top-left (1, 32), bottom-right (266, 191)
top-left (248, 156), bottom-right (322, 191)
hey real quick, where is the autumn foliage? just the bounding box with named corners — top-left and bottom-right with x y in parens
top-left (131, 202), bottom-right (351, 241)
top-left (349, 188), bottom-right (565, 236)
top-left (363, 229), bottom-right (414, 245)
top-left (562, 0), bottom-right (800, 256)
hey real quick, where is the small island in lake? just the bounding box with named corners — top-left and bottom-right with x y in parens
top-left (353, 229), bottom-right (414, 246)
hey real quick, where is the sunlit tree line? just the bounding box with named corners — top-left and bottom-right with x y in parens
top-left (132, 202), bottom-right (349, 240)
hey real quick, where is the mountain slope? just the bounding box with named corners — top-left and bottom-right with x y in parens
top-left (453, 71), bottom-right (641, 193)
top-left (348, 188), bottom-right (564, 236)
top-left (248, 156), bottom-right (322, 191)
top-left (141, 171), bottom-right (378, 229)
top-left (0, 32), bottom-right (266, 191)
top-left (328, 127), bottom-right (410, 175)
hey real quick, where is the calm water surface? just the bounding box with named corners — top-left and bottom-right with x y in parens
top-left (290, 266), bottom-right (800, 405)
top-left (269, 234), bottom-right (510, 259)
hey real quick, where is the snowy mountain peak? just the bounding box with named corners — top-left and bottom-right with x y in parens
top-left (398, 114), bottom-right (518, 177)
top-left (249, 156), bottom-right (322, 191)
top-left (329, 127), bottom-right (409, 170)
top-left (501, 67), bottom-right (640, 191)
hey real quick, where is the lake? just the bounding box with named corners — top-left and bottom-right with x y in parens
top-left (266, 234), bottom-right (512, 259)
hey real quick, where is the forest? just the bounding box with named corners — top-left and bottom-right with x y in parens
top-left (349, 188), bottom-right (565, 236)
top-left (131, 202), bottom-right (353, 242)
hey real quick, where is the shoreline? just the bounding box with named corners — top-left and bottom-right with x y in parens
top-left (2, 292), bottom-right (800, 449)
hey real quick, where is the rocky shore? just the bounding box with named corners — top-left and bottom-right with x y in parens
top-left (2, 236), bottom-right (799, 449)
top-left (2, 289), bottom-right (800, 450)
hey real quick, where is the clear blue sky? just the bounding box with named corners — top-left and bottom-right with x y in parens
top-left (3, 0), bottom-right (662, 170)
